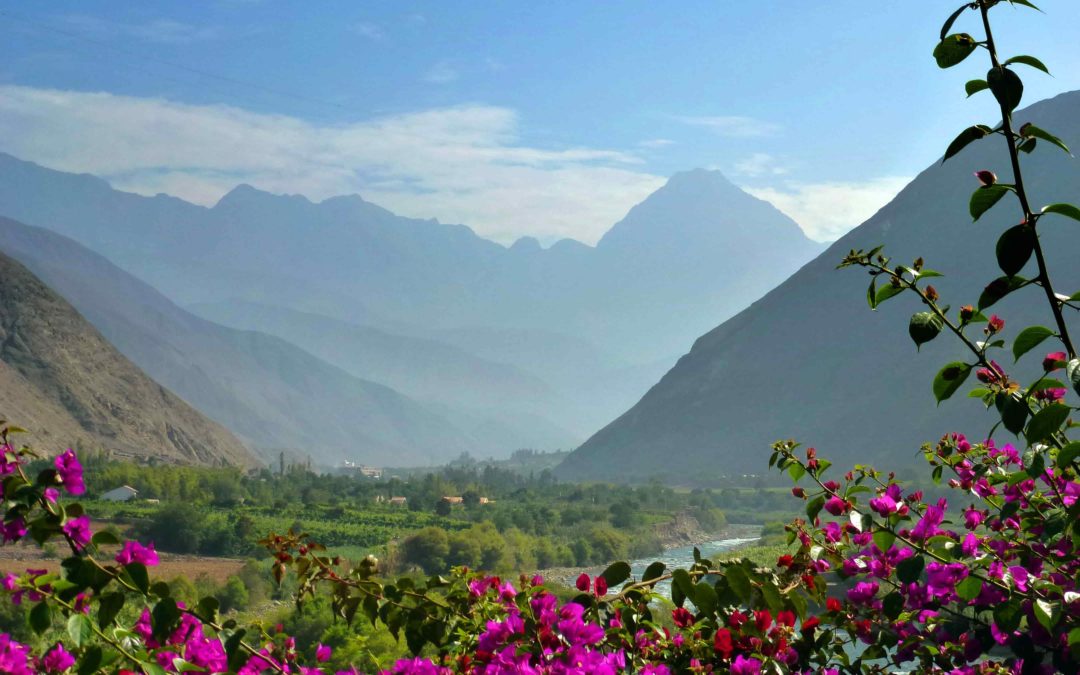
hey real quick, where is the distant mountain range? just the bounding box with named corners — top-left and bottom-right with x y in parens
top-left (0, 238), bottom-right (253, 466)
top-left (558, 90), bottom-right (1080, 483)
top-left (0, 153), bottom-right (823, 461)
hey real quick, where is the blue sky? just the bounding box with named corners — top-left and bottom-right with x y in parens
top-left (1, 1), bottom-right (1078, 244)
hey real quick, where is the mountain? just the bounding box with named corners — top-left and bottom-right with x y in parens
top-left (558, 90), bottom-right (1080, 483)
top-left (0, 247), bottom-right (254, 466)
top-left (0, 216), bottom-right (476, 467)
top-left (0, 155), bottom-right (823, 452)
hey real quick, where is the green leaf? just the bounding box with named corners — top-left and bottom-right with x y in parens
top-left (90, 530), bottom-right (119, 547)
top-left (897, 555), bottom-right (924, 584)
top-left (934, 34), bottom-right (978, 68)
top-left (600, 561), bottom-right (632, 588)
top-left (1042, 202), bottom-right (1080, 223)
top-left (225, 629), bottom-right (248, 672)
top-left (642, 561), bottom-right (666, 583)
top-left (943, 124), bottom-right (992, 162)
top-left (995, 224), bottom-right (1034, 277)
top-left (873, 529), bottom-right (896, 552)
top-left (883, 591), bottom-right (904, 620)
top-left (77, 646), bottom-right (104, 675)
top-left (1068, 359), bottom-right (1080, 397)
top-left (1058, 442), bottom-right (1080, 470)
top-left (151, 598), bottom-right (182, 643)
top-left (994, 601), bottom-right (1022, 632)
top-left (909, 312), bottom-right (944, 349)
top-left (970, 184), bottom-right (1012, 221)
top-left (1027, 403), bottom-right (1071, 444)
top-left (1020, 124), bottom-right (1070, 154)
top-left (672, 569), bottom-right (696, 605)
top-left (996, 393), bottom-right (1030, 435)
top-left (874, 283), bottom-right (904, 307)
top-left (965, 79), bottom-right (990, 97)
top-left (68, 613), bottom-right (93, 647)
top-left (1008, 0), bottom-right (1041, 9)
top-left (806, 495), bottom-right (825, 521)
top-left (693, 582), bottom-right (717, 615)
top-left (987, 66), bottom-right (1023, 112)
top-left (29, 601), bottom-right (51, 635)
top-left (97, 591), bottom-right (125, 629)
top-left (866, 276), bottom-right (877, 309)
top-left (1034, 599), bottom-right (1060, 630)
top-left (940, 4), bottom-right (970, 40)
top-left (955, 576), bottom-right (983, 601)
top-left (1018, 137), bottom-right (1037, 154)
top-left (724, 564), bottom-right (752, 603)
top-left (124, 563), bottom-right (150, 595)
top-left (1004, 54), bottom-right (1050, 74)
top-left (787, 462), bottom-right (806, 483)
top-left (1013, 325), bottom-right (1054, 361)
top-left (979, 275), bottom-right (1028, 310)
top-left (933, 362), bottom-right (973, 403)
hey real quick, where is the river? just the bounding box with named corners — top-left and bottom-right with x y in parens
top-left (625, 535), bottom-right (761, 599)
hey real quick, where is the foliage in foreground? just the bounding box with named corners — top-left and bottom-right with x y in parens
top-left (0, 1), bottom-right (1079, 672)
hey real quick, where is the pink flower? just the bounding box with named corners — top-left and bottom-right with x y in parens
top-left (824, 495), bottom-right (848, 516)
top-left (986, 314), bottom-right (1004, 334)
top-left (62, 515), bottom-right (92, 549)
top-left (54, 449), bottom-right (85, 496)
top-left (575, 573), bottom-right (590, 592)
top-left (594, 576), bottom-right (608, 596)
top-left (42, 644), bottom-right (76, 672)
top-left (315, 644), bottom-right (331, 662)
top-left (1033, 387), bottom-right (1066, 402)
top-left (1043, 351), bottom-right (1067, 372)
top-left (115, 540), bottom-right (159, 567)
top-left (731, 655), bottom-right (762, 675)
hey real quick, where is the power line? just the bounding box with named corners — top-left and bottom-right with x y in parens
top-left (0, 8), bottom-right (354, 114)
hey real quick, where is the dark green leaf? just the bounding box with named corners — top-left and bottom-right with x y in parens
top-left (1018, 137), bottom-right (1037, 154)
top-left (996, 393), bottom-right (1030, 435)
top-left (873, 529), bottom-right (896, 551)
top-left (806, 495), bottom-right (825, 521)
top-left (1012, 325), bottom-right (1054, 361)
top-left (77, 646), bottom-right (103, 675)
top-left (1008, 0), bottom-right (1041, 9)
top-left (672, 569), bottom-right (695, 605)
top-left (933, 362), bottom-right (972, 403)
top-left (883, 591), bottom-right (904, 619)
top-left (724, 564), bottom-right (752, 604)
top-left (29, 601), bottom-right (51, 634)
top-left (1027, 403), bottom-right (1071, 444)
top-left (970, 184), bottom-right (1012, 221)
top-left (97, 592), bottom-right (125, 629)
top-left (996, 224), bottom-right (1034, 277)
top-left (955, 576), bottom-right (983, 601)
top-left (940, 5), bottom-right (970, 40)
top-left (151, 598), bottom-right (181, 643)
top-left (600, 561), bottom-right (631, 588)
top-left (987, 66), bottom-right (1023, 112)
top-left (909, 312), bottom-right (944, 349)
top-left (979, 275), bottom-right (1028, 310)
top-left (897, 555), bottom-right (924, 584)
top-left (1021, 124), bottom-right (1070, 154)
top-left (642, 561), bottom-right (666, 583)
top-left (965, 79), bottom-right (989, 97)
top-left (934, 34), bottom-right (978, 68)
top-left (1034, 599), bottom-right (1060, 630)
top-left (1058, 442), bottom-right (1080, 470)
top-left (124, 563), bottom-right (150, 595)
top-left (943, 124), bottom-right (992, 162)
top-left (1004, 54), bottom-right (1049, 74)
top-left (994, 601), bottom-right (1022, 632)
top-left (68, 613), bottom-right (93, 647)
top-left (694, 582), bottom-right (717, 615)
top-left (90, 530), bottom-right (119, 547)
top-left (1042, 203), bottom-right (1080, 223)
top-left (867, 276), bottom-right (877, 309)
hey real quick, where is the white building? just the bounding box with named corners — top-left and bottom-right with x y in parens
top-left (100, 485), bottom-right (139, 502)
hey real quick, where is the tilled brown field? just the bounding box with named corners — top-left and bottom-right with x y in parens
top-left (0, 547), bottom-right (247, 584)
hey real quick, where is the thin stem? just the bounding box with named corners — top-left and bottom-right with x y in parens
top-left (977, 0), bottom-right (1076, 358)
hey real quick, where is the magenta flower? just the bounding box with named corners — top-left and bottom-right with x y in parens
top-left (575, 573), bottom-right (590, 592)
top-left (315, 643), bottom-right (331, 662)
top-left (42, 644), bottom-right (76, 672)
top-left (53, 450), bottom-right (85, 496)
top-left (823, 495), bottom-right (848, 516)
top-left (115, 540), bottom-right (159, 567)
top-left (1043, 351), bottom-right (1067, 372)
top-left (62, 515), bottom-right (92, 549)
top-left (2, 519), bottom-right (26, 543)
top-left (730, 655), bottom-right (763, 675)
top-left (43, 488), bottom-right (59, 504)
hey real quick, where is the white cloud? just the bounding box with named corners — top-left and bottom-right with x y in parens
top-left (732, 152), bottom-right (788, 178)
top-left (424, 61), bottom-right (459, 84)
top-left (350, 21), bottom-right (385, 40)
top-left (745, 177), bottom-right (910, 242)
top-left (675, 115), bottom-right (781, 138)
top-left (57, 14), bottom-right (222, 43)
top-left (638, 138), bottom-right (675, 149)
top-left (0, 85), bottom-right (665, 244)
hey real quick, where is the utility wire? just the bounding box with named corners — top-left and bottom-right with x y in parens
top-left (0, 8), bottom-right (353, 114)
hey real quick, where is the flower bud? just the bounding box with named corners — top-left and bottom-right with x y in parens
top-left (925, 285), bottom-right (939, 302)
top-left (959, 305), bottom-right (975, 322)
top-left (974, 170), bottom-right (997, 186)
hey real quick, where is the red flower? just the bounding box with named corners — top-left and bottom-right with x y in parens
top-left (826, 597), bottom-right (842, 612)
top-left (713, 628), bottom-right (734, 658)
top-left (575, 573), bottom-right (590, 592)
top-left (755, 609), bottom-right (773, 632)
top-left (672, 607), bottom-right (694, 628)
top-left (594, 576), bottom-right (608, 596)
top-left (986, 314), bottom-right (1005, 334)
top-left (728, 610), bottom-right (747, 628)
top-left (801, 616), bottom-right (821, 632)
top-left (776, 555), bottom-right (794, 567)
top-left (776, 610), bottom-right (796, 627)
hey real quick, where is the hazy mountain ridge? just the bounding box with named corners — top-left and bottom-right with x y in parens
top-left (0, 243), bottom-right (255, 466)
top-left (559, 90), bottom-right (1080, 482)
top-left (0, 216), bottom-right (480, 467)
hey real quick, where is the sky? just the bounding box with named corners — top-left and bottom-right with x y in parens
top-left (1, 1), bottom-right (1078, 245)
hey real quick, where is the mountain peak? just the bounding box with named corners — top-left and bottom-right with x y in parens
top-left (213, 184), bottom-right (311, 210)
top-left (662, 168), bottom-right (736, 191)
